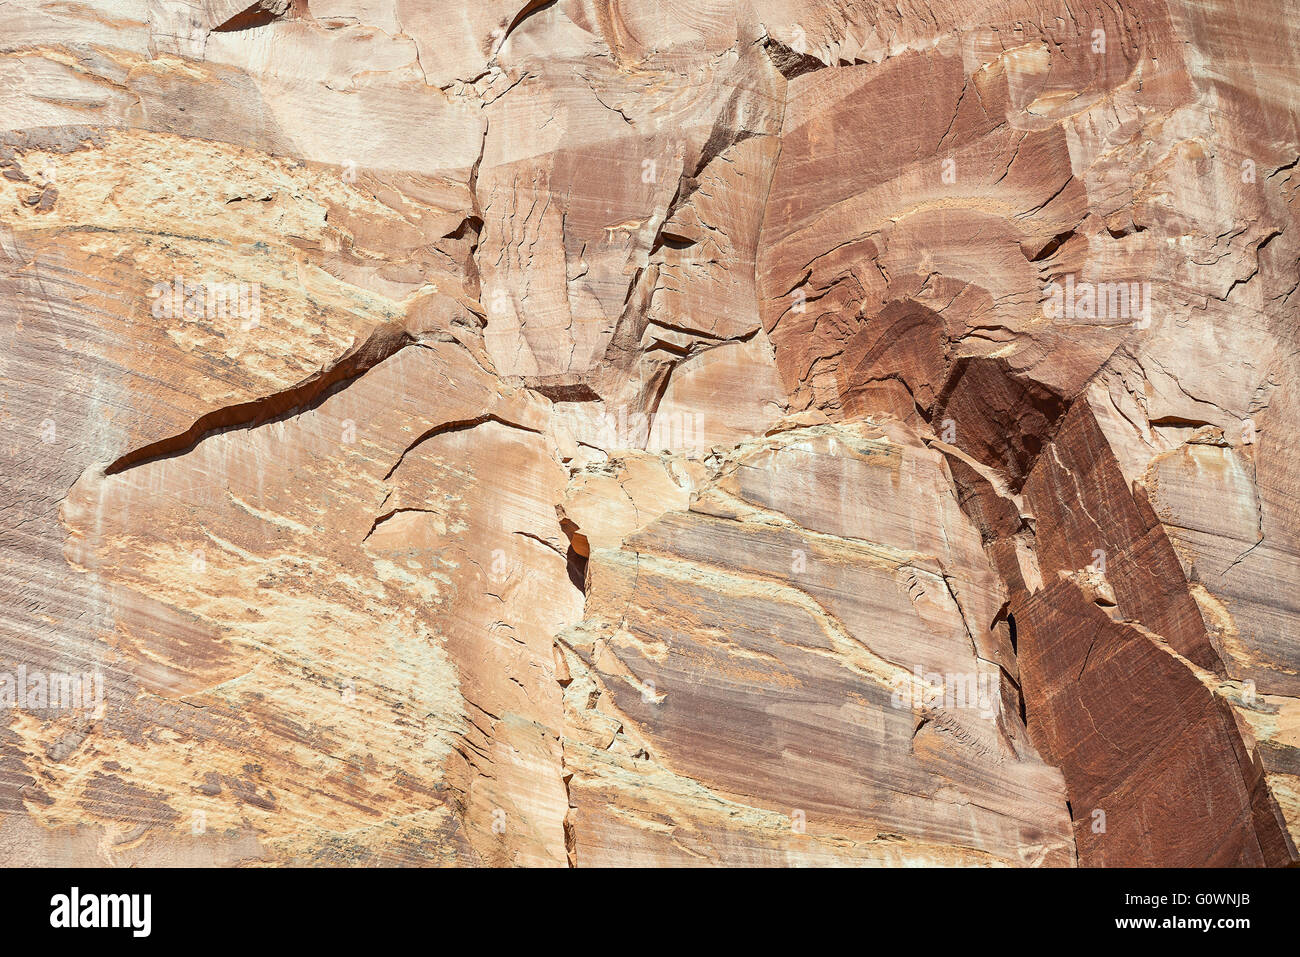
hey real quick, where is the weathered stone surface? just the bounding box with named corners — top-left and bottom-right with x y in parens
top-left (1, 0), bottom-right (1297, 867)
top-left (560, 421), bottom-right (1071, 866)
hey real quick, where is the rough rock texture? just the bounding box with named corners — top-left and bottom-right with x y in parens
top-left (1, 0), bottom-right (1296, 866)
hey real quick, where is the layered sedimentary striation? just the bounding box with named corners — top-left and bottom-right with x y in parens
top-left (1, 0), bottom-right (1297, 866)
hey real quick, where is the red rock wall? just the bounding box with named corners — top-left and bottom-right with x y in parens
top-left (1, 0), bottom-right (1296, 866)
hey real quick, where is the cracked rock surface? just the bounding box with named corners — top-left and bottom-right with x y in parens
top-left (1, 0), bottom-right (1297, 866)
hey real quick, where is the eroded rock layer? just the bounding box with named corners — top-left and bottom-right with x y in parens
top-left (1, 0), bottom-right (1296, 866)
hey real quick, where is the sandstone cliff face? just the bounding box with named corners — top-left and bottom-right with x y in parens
top-left (1, 0), bottom-right (1296, 866)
